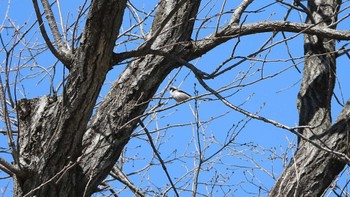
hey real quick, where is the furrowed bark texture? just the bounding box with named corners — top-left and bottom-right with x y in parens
top-left (15, 0), bottom-right (200, 196)
top-left (80, 0), bottom-right (200, 195)
top-left (269, 0), bottom-right (347, 196)
top-left (15, 0), bottom-right (127, 196)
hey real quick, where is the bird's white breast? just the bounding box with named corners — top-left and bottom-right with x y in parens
top-left (170, 90), bottom-right (191, 102)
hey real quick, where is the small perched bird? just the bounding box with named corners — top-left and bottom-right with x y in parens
top-left (169, 87), bottom-right (210, 103)
top-left (169, 87), bottom-right (192, 103)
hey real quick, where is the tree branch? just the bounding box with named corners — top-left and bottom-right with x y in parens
top-left (230, 0), bottom-right (254, 24)
top-left (113, 21), bottom-right (350, 66)
top-left (0, 157), bottom-right (24, 177)
top-left (138, 119), bottom-right (179, 197)
top-left (190, 21), bottom-right (350, 60)
top-left (0, 75), bottom-right (18, 164)
top-left (31, 0), bottom-right (72, 67)
top-left (40, 0), bottom-right (70, 54)
top-left (141, 49), bottom-right (350, 164)
top-left (141, 0), bottom-right (188, 50)
top-left (110, 166), bottom-right (146, 197)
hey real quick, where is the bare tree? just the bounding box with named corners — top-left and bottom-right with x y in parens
top-left (0, 0), bottom-right (350, 196)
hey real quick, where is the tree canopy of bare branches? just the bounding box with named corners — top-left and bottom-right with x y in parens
top-left (0, 0), bottom-right (350, 196)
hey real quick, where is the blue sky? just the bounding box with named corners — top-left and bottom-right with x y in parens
top-left (1, 0), bottom-right (350, 196)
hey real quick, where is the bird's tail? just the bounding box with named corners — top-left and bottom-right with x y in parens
top-left (197, 97), bottom-right (212, 101)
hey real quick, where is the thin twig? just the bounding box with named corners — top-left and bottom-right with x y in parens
top-left (215, 0), bottom-right (227, 35)
top-left (140, 49), bottom-right (350, 164)
top-left (190, 93), bottom-right (204, 197)
top-left (0, 74), bottom-right (18, 164)
top-left (138, 119), bottom-right (179, 197)
top-left (71, 0), bottom-right (89, 53)
top-left (56, 0), bottom-right (69, 49)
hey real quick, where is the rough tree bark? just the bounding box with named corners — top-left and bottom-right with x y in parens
top-left (79, 0), bottom-right (201, 194)
top-left (269, 0), bottom-right (349, 196)
top-left (14, 0), bottom-right (200, 196)
top-left (15, 0), bottom-right (128, 196)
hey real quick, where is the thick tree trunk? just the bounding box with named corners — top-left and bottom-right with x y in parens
top-left (269, 0), bottom-right (346, 196)
top-left (15, 0), bottom-right (127, 196)
top-left (14, 0), bottom-right (200, 196)
top-left (79, 0), bottom-right (201, 194)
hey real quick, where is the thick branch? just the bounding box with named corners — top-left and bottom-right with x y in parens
top-left (141, 0), bottom-right (188, 50)
top-left (189, 21), bottom-right (350, 60)
top-left (80, 1), bottom-right (201, 196)
top-left (31, 0), bottom-right (72, 66)
top-left (230, 0), bottom-right (254, 24)
top-left (40, 0), bottom-right (69, 55)
top-left (0, 157), bottom-right (24, 177)
top-left (113, 21), bottom-right (350, 66)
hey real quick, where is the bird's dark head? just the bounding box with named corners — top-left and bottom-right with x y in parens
top-left (169, 87), bottom-right (177, 91)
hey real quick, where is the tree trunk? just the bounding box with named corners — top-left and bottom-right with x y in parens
top-left (269, 0), bottom-right (347, 196)
top-left (79, 0), bottom-right (201, 194)
top-left (15, 0), bottom-right (127, 195)
top-left (14, 0), bottom-right (200, 196)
